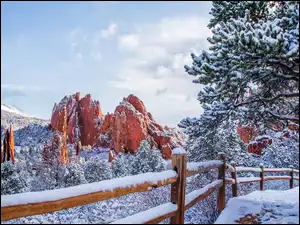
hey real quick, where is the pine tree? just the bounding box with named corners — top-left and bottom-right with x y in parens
top-left (84, 156), bottom-right (113, 183)
top-left (208, 1), bottom-right (269, 29)
top-left (1, 161), bottom-right (29, 195)
top-left (57, 162), bottom-right (87, 188)
top-left (182, 1), bottom-right (299, 138)
top-left (111, 153), bottom-right (130, 178)
top-left (130, 140), bottom-right (166, 175)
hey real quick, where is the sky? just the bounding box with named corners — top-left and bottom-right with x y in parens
top-left (1, 1), bottom-right (212, 127)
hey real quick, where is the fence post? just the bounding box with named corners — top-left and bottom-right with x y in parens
top-left (170, 152), bottom-right (187, 224)
top-left (231, 162), bottom-right (238, 197)
top-left (259, 164), bottom-right (264, 191)
top-left (217, 152), bottom-right (226, 215)
top-left (290, 167), bottom-right (294, 189)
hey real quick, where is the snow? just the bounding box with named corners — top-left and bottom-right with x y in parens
top-left (110, 202), bottom-right (177, 224)
top-left (14, 146), bottom-right (22, 154)
top-left (172, 147), bottom-right (186, 155)
top-left (110, 180), bottom-right (223, 224)
top-left (215, 187), bottom-right (299, 224)
top-left (235, 167), bottom-right (262, 172)
top-left (264, 168), bottom-right (293, 172)
top-left (1, 104), bottom-right (28, 117)
top-left (237, 177), bottom-right (261, 184)
top-left (264, 176), bottom-right (291, 180)
top-left (1, 170), bottom-right (177, 207)
top-left (185, 180), bottom-right (222, 206)
top-left (187, 160), bottom-right (223, 172)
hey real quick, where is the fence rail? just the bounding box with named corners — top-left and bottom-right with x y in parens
top-left (229, 162), bottom-right (299, 196)
top-left (1, 152), bottom-right (299, 224)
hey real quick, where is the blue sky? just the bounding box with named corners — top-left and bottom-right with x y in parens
top-left (1, 1), bottom-right (212, 126)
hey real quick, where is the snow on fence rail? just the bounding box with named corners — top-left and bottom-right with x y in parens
top-left (1, 151), bottom-right (298, 224)
top-left (186, 160), bottom-right (223, 177)
top-left (1, 152), bottom-right (227, 224)
top-left (1, 170), bottom-right (177, 221)
top-left (110, 202), bottom-right (178, 224)
top-left (185, 180), bottom-right (223, 210)
top-left (229, 163), bottom-right (299, 197)
top-left (111, 180), bottom-right (224, 224)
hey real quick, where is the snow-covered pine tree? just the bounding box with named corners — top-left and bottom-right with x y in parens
top-left (185, 118), bottom-right (248, 165)
top-left (130, 140), bottom-right (166, 175)
top-left (182, 1), bottom-right (299, 138)
top-left (208, 1), bottom-right (269, 29)
top-left (111, 153), bottom-right (130, 178)
top-left (84, 156), bottom-right (113, 183)
top-left (1, 161), bottom-right (30, 195)
top-left (31, 163), bottom-right (58, 191)
top-left (57, 162), bottom-right (87, 188)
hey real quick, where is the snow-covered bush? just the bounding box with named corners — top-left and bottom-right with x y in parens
top-left (129, 140), bottom-right (166, 175)
top-left (31, 163), bottom-right (58, 191)
top-left (1, 161), bottom-right (30, 195)
top-left (60, 162), bottom-right (87, 188)
top-left (84, 155), bottom-right (113, 183)
top-left (111, 153), bottom-right (131, 178)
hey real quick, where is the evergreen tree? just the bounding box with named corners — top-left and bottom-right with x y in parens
top-left (84, 156), bottom-right (113, 183)
top-left (130, 140), bottom-right (166, 175)
top-left (31, 163), bottom-right (58, 191)
top-left (182, 1), bottom-right (299, 138)
top-left (57, 162), bottom-right (87, 188)
top-left (1, 161), bottom-right (29, 195)
top-left (208, 1), bottom-right (270, 28)
top-left (185, 118), bottom-right (248, 165)
top-left (111, 153), bottom-right (130, 178)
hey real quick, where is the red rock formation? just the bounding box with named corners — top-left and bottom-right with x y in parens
top-left (1, 125), bottom-right (15, 164)
top-left (48, 93), bottom-right (183, 163)
top-left (43, 132), bottom-right (64, 166)
top-left (237, 121), bottom-right (258, 144)
top-left (238, 119), bottom-right (299, 156)
top-left (101, 94), bottom-right (182, 159)
top-left (9, 125), bottom-right (15, 164)
top-left (51, 92), bottom-right (102, 147)
top-left (78, 94), bottom-right (102, 146)
top-left (60, 106), bottom-right (68, 164)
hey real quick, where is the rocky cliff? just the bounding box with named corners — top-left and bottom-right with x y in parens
top-left (48, 93), bottom-right (184, 162)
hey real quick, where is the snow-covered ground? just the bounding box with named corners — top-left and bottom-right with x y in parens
top-left (215, 187), bottom-right (299, 224)
top-left (1, 104), bottom-right (28, 117)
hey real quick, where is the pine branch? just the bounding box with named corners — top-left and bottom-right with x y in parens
top-left (266, 110), bottom-right (299, 122)
top-left (234, 92), bottom-right (299, 107)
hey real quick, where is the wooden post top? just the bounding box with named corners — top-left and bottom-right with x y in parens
top-left (259, 164), bottom-right (264, 170)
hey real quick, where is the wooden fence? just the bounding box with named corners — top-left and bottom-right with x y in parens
top-left (1, 152), bottom-right (299, 224)
top-left (227, 163), bottom-right (299, 197)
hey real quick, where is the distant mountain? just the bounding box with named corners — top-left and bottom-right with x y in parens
top-left (1, 104), bottom-right (49, 130)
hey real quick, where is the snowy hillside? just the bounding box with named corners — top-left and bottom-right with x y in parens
top-left (1, 104), bottom-right (28, 117)
top-left (1, 104), bottom-right (49, 130)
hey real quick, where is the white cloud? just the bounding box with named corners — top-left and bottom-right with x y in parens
top-left (101, 22), bottom-right (118, 38)
top-left (110, 15), bottom-right (211, 126)
top-left (118, 34), bottom-right (139, 51)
